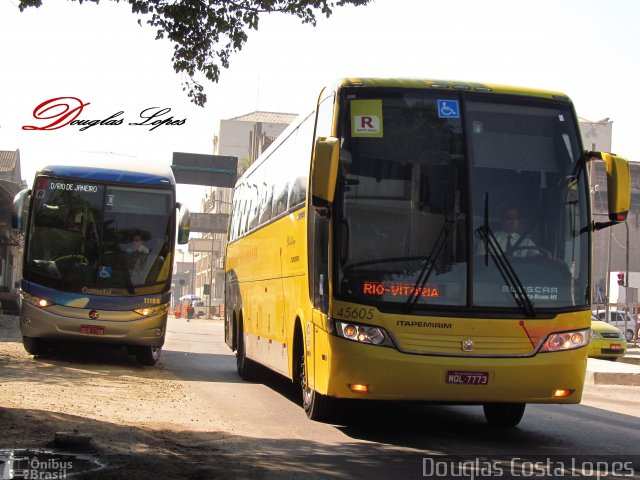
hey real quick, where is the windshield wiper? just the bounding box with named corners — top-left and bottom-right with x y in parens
top-left (404, 215), bottom-right (455, 314)
top-left (475, 194), bottom-right (535, 317)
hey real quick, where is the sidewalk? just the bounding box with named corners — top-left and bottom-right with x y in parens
top-left (586, 344), bottom-right (640, 386)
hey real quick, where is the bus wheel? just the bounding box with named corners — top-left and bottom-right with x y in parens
top-left (483, 403), bottom-right (526, 427)
top-left (136, 346), bottom-right (162, 366)
top-left (236, 320), bottom-right (259, 380)
top-left (297, 345), bottom-right (331, 421)
top-left (22, 336), bottom-right (41, 355)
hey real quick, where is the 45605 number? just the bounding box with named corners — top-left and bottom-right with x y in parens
top-left (336, 306), bottom-right (374, 321)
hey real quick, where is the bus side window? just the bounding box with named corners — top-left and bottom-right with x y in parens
top-left (247, 176), bottom-right (260, 231)
top-left (272, 152), bottom-right (289, 216)
top-left (230, 187), bottom-right (243, 241)
top-left (259, 181), bottom-right (273, 225)
top-left (273, 132), bottom-right (297, 216)
top-left (238, 184), bottom-right (250, 238)
top-left (288, 117), bottom-right (314, 207)
top-left (238, 184), bottom-right (248, 238)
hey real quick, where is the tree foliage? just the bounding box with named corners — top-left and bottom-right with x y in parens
top-left (18, 0), bottom-right (371, 106)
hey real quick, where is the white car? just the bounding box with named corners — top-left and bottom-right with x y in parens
top-left (593, 310), bottom-right (638, 342)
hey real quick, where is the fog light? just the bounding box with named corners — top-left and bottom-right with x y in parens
top-left (349, 384), bottom-right (369, 393)
top-left (552, 389), bottom-right (572, 398)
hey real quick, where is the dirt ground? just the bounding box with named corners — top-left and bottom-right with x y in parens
top-left (0, 314), bottom-right (270, 479)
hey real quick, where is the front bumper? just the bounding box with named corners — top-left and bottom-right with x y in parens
top-left (318, 335), bottom-right (587, 404)
top-left (20, 301), bottom-right (166, 347)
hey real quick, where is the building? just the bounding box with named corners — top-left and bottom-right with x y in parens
top-left (0, 149), bottom-right (25, 313)
top-left (190, 111), bottom-right (298, 314)
top-left (578, 117), bottom-right (639, 311)
top-left (579, 117), bottom-right (613, 154)
top-left (213, 111), bottom-right (299, 170)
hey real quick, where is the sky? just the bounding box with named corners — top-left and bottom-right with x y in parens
top-left (1, 0), bottom-right (639, 214)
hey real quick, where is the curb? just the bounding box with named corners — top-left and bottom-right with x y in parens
top-left (618, 356), bottom-right (640, 366)
top-left (585, 371), bottom-right (640, 387)
top-left (585, 356), bottom-right (640, 386)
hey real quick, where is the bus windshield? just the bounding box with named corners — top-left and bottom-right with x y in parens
top-left (25, 176), bottom-right (174, 293)
top-left (335, 90), bottom-right (589, 313)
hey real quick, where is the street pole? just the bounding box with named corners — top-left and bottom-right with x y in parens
top-left (208, 248), bottom-right (214, 317)
top-left (625, 221), bottom-right (632, 345)
top-left (191, 253), bottom-right (195, 294)
top-left (605, 226), bottom-right (612, 322)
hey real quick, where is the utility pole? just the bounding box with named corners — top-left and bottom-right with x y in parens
top-left (191, 253), bottom-right (196, 294)
top-left (625, 221), bottom-right (631, 344)
top-left (208, 249), bottom-right (214, 318)
top-left (605, 225), bottom-right (612, 322)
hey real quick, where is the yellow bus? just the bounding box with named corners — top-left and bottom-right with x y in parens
top-left (224, 78), bottom-right (630, 426)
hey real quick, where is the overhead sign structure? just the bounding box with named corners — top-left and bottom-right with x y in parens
top-left (172, 152), bottom-right (238, 188)
top-left (188, 238), bottom-right (222, 253)
top-left (190, 212), bottom-right (229, 233)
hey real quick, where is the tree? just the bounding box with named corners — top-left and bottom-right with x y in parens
top-left (18, 0), bottom-right (371, 107)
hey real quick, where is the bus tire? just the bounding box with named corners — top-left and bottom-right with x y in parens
top-left (483, 403), bottom-right (526, 427)
top-left (22, 336), bottom-right (41, 355)
top-left (136, 346), bottom-right (162, 366)
top-left (296, 337), bottom-right (332, 422)
top-left (236, 318), bottom-right (259, 381)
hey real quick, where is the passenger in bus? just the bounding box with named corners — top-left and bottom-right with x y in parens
top-left (127, 232), bottom-right (150, 254)
top-left (126, 231), bottom-right (150, 282)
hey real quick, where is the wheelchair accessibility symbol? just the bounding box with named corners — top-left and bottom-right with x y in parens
top-left (99, 266), bottom-right (112, 279)
top-left (437, 100), bottom-right (460, 118)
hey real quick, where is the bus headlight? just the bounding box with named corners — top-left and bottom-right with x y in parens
top-left (134, 303), bottom-right (169, 317)
top-left (21, 291), bottom-right (54, 308)
top-left (540, 329), bottom-right (590, 352)
top-left (334, 320), bottom-right (395, 347)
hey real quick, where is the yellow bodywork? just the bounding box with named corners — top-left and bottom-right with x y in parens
top-left (225, 77), bottom-right (593, 406)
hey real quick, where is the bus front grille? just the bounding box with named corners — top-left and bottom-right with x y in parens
top-left (392, 332), bottom-right (537, 357)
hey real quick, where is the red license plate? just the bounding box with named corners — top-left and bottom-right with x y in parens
top-left (80, 325), bottom-right (105, 335)
top-left (446, 371), bottom-right (489, 385)
top-left (610, 344), bottom-right (622, 351)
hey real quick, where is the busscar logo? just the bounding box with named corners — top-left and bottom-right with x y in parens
top-left (22, 97), bottom-right (187, 132)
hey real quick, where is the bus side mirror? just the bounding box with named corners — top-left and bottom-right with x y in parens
top-left (177, 203), bottom-right (190, 245)
top-left (587, 151), bottom-right (631, 223)
top-left (12, 188), bottom-right (31, 231)
top-left (311, 136), bottom-right (340, 214)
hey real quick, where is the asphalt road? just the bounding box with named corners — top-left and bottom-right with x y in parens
top-left (161, 316), bottom-right (640, 479)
